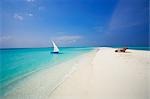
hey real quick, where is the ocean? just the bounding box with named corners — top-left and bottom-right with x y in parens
top-left (112, 46), bottom-right (150, 51)
top-left (0, 47), bottom-right (94, 96)
top-left (127, 47), bottom-right (150, 50)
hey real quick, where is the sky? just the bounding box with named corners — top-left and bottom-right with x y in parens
top-left (0, 0), bottom-right (149, 48)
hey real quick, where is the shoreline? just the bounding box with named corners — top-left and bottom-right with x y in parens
top-left (48, 49), bottom-right (98, 96)
top-left (1, 47), bottom-right (95, 96)
top-left (2, 47), bottom-right (150, 99)
top-left (3, 48), bottom-right (98, 99)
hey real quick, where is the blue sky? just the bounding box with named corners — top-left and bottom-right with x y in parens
top-left (0, 0), bottom-right (149, 48)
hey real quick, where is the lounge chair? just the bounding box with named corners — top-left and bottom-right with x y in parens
top-left (115, 48), bottom-right (128, 52)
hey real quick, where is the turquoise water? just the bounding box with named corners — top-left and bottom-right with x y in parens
top-left (0, 47), bottom-right (94, 96)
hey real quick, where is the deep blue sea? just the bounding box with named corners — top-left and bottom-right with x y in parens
top-left (112, 46), bottom-right (150, 50)
top-left (0, 47), bottom-right (94, 96)
top-left (127, 47), bottom-right (150, 50)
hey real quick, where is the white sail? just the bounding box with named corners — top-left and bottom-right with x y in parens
top-left (52, 41), bottom-right (59, 52)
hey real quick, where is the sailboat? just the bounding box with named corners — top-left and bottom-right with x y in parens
top-left (51, 41), bottom-right (59, 54)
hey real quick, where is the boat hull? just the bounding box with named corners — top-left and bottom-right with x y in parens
top-left (51, 52), bottom-right (59, 54)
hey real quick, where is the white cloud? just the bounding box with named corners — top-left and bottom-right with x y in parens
top-left (107, 0), bottom-right (146, 32)
top-left (14, 14), bottom-right (24, 21)
top-left (55, 35), bottom-right (82, 41)
top-left (27, 13), bottom-right (33, 17)
top-left (52, 35), bottom-right (82, 44)
top-left (26, 0), bottom-right (35, 2)
top-left (0, 36), bottom-right (12, 42)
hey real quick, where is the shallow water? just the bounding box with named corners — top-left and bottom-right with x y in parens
top-left (0, 47), bottom-right (94, 96)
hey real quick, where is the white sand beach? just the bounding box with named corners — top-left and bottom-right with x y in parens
top-left (49, 48), bottom-right (150, 99)
top-left (4, 48), bottom-right (150, 99)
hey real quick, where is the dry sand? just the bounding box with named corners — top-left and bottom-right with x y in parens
top-left (49, 48), bottom-right (150, 99)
